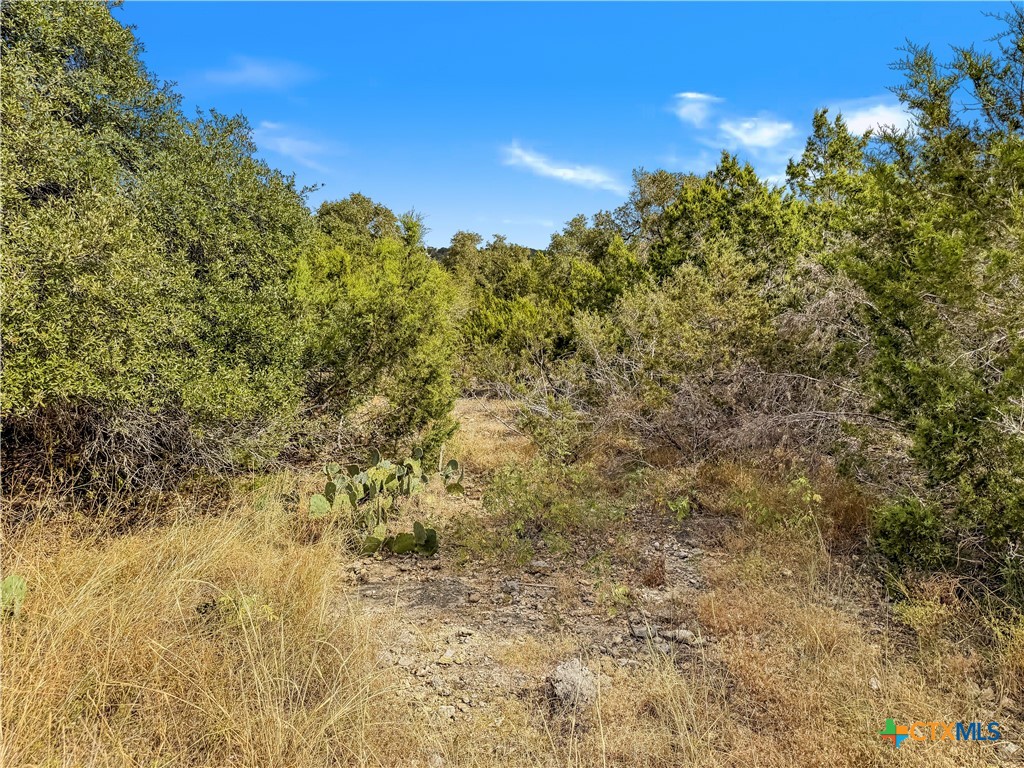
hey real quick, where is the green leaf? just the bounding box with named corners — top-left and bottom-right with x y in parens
top-left (390, 532), bottom-right (417, 554)
top-left (324, 481), bottom-right (337, 504)
top-left (413, 520), bottom-right (427, 545)
top-left (1, 574), bottom-right (27, 618)
top-left (360, 536), bottom-right (383, 555)
top-left (309, 494), bottom-right (332, 519)
top-left (416, 528), bottom-right (439, 556)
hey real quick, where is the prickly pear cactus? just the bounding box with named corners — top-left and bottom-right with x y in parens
top-left (304, 447), bottom-right (461, 558)
top-left (441, 458), bottom-right (465, 494)
top-left (1, 574), bottom-right (27, 618)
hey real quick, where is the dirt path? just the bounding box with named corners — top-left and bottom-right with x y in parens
top-left (332, 399), bottom-right (1024, 766)
top-left (347, 399), bottom-right (714, 724)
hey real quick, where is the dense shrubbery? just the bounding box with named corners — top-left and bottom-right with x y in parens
top-left (439, 10), bottom-right (1023, 595)
top-left (1, 1), bottom-right (456, 502)
top-left (302, 200), bottom-right (457, 451)
top-left (835, 23), bottom-right (1023, 588)
top-left (2, 1), bottom-right (1020, 598)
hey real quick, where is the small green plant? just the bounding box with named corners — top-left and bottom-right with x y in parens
top-left (874, 497), bottom-right (949, 569)
top-left (307, 447), bottom-right (464, 557)
top-left (734, 475), bottom-right (823, 531)
top-left (196, 589), bottom-right (277, 630)
top-left (1, 574), bottom-right (27, 618)
top-left (892, 598), bottom-right (952, 653)
top-left (483, 459), bottom-right (624, 550)
top-left (668, 496), bottom-right (692, 523)
top-left (786, 475), bottom-right (822, 528)
top-left (595, 581), bottom-right (632, 617)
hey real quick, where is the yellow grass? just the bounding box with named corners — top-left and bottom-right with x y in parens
top-left (2, 434), bottom-right (1020, 766)
top-left (1, 476), bottom-right (414, 767)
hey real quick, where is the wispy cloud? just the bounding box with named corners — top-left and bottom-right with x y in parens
top-left (671, 92), bottom-right (723, 128)
top-left (253, 121), bottom-right (332, 172)
top-left (204, 56), bottom-right (313, 90)
top-left (719, 116), bottom-right (796, 149)
top-left (833, 99), bottom-right (912, 134)
top-left (661, 147), bottom-right (718, 175)
top-left (501, 142), bottom-right (625, 194)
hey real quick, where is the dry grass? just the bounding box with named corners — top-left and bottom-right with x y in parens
top-left (2, 441), bottom-right (1020, 766)
top-left (447, 398), bottom-right (536, 476)
top-left (678, 464), bottom-right (1021, 768)
top-left (0, 475), bottom-right (416, 767)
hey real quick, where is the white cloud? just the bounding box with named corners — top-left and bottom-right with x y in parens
top-left (253, 121), bottom-right (330, 172)
top-left (719, 116), bottom-right (796, 149)
top-left (501, 142), bottom-right (625, 194)
top-left (672, 92), bottom-right (723, 127)
top-left (835, 101), bottom-right (912, 134)
top-left (205, 56), bottom-right (312, 89)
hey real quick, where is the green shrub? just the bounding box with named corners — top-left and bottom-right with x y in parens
top-left (305, 448), bottom-right (463, 557)
top-left (841, 17), bottom-right (1024, 580)
top-left (482, 459), bottom-right (625, 551)
top-left (874, 498), bottom-right (949, 570)
top-left (304, 207), bottom-right (458, 451)
top-left (1, 1), bottom-right (312, 495)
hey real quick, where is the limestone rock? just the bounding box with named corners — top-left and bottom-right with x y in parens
top-left (548, 658), bottom-right (598, 709)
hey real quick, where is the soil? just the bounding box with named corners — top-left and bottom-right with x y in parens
top-left (345, 398), bottom-right (717, 724)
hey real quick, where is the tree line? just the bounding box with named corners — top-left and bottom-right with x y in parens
top-left (2, 1), bottom-right (1022, 597)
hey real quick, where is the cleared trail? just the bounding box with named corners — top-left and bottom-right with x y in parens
top-left (344, 399), bottom-right (1020, 767)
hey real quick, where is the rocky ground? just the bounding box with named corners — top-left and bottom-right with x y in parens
top-left (337, 399), bottom-right (1023, 766)
top-left (343, 399), bottom-right (722, 726)
top-left (349, 529), bottom-right (711, 717)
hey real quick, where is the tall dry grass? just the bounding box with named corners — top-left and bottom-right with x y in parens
top-left (2, 458), bottom-right (1021, 767)
top-left (0, 475), bottom-right (413, 767)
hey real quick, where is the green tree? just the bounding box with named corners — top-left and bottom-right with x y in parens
top-left (2, 1), bottom-right (315, 490)
top-left (845, 11), bottom-right (1024, 576)
top-left (649, 154), bottom-right (809, 303)
top-left (306, 203), bottom-right (458, 449)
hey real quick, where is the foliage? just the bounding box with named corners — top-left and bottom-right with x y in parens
top-left (454, 10), bottom-right (1023, 595)
top-left (840, 11), bottom-right (1024, 577)
top-left (1, 574), bottom-right (28, 619)
top-left (648, 153), bottom-right (809, 299)
top-left (304, 203), bottom-right (459, 450)
top-left (197, 590), bottom-right (278, 631)
top-left (306, 448), bottom-right (464, 557)
top-left (0, 2), bottom-right (460, 503)
top-left (482, 459), bottom-right (625, 553)
top-left (1, 1), bottom-right (311, 494)
top-left (874, 498), bottom-right (949, 570)
top-left (3, 0), bottom-right (1021, 600)
top-left (668, 496), bottom-right (692, 523)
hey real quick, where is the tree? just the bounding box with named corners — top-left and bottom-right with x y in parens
top-left (648, 154), bottom-right (808, 300)
top-left (306, 199), bottom-right (458, 450)
top-left (2, 1), bottom-right (315, 492)
top-left (845, 10), bottom-right (1024, 577)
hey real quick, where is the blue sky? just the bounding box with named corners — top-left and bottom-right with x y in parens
top-left (118, 2), bottom-right (1008, 248)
